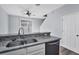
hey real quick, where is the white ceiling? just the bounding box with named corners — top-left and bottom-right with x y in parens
top-left (0, 4), bottom-right (63, 18)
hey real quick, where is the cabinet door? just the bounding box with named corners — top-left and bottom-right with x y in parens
top-left (2, 49), bottom-right (26, 55)
top-left (26, 44), bottom-right (45, 55)
top-left (32, 49), bottom-right (45, 55)
top-left (62, 14), bottom-right (76, 51)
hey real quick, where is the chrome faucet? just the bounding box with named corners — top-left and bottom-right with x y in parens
top-left (18, 27), bottom-right (24, 35)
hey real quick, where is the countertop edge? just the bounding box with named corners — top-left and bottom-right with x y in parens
top-left (0, 36), bottom-right (61, 54)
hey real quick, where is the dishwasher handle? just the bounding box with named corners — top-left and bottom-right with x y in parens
top-left (47, 41), bottom-right (59, 45)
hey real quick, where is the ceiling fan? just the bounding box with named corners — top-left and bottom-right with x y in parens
top-left (23, 4), bottom-right (47, 18)
top-left (24, 9), bottom-right (31, 16)
top-left (24, 4), bottom-right (40, 16)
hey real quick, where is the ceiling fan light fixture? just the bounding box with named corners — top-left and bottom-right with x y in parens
top-left (26, 10), bottom-right (31, 16)
top-left (24, 9), bottom-right (31, 16)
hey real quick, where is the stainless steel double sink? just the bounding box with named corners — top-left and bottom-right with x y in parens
top-left (6, 38), bottom-right (38, 48)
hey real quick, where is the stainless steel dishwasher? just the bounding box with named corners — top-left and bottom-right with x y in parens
top-left (45, 40), bottom-right (60, 55)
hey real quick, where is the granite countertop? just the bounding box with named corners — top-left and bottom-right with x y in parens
top-left (0, 32), bottom-right (51, 37)
top-left (0, 36), bottom-right (61, 54)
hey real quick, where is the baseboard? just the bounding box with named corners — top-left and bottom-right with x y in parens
top-left (60, 45), bottom-right (79, 54)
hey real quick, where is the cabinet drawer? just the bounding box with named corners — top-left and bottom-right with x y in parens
top-left (32, 49), bottom-right (45, 55)
top-left (27, 44), bottom-right (45, 53)
top-left (28, 49), bottom-right (45, 55)
top-left (2, 49), bottom-right (26, 55)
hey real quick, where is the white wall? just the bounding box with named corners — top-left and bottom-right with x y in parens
top-left (40, 9), bottom-right (63, 37)
top-left (40, 4), bottom-right (79, 37)
top-left (40, 12), bottom-right (63, 37)
top-left (0, 6), bottom-right (8, 34)
top-left (8, 15), bottom-right (20, 34)
top-left (32, 18), bottom-right (44, 33)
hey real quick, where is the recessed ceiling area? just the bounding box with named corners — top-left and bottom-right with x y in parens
top-left (0, 4), bottom-right (64, 18)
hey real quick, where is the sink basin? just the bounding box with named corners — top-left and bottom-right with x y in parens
top-left (6, 39), bottom-right (37, 48)
top-left (25, 39), bottom-right (37, 44)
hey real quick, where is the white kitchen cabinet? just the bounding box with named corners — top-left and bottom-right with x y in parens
top-left (62, 12), bottom-right (79, 53)
top-left (31, 49), bottom-right (45, 55)
top-left (2, 43), bottom-right (45, 55)
top-left (2, 48), bottom-right (26, 55)
top-left (26, 44), bottom-right (45, 55)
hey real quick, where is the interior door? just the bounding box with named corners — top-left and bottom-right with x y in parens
top-left (74, 13), bottom-right (79, 53)
top-left (62, 13), bottom-right (76, 51)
